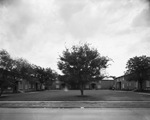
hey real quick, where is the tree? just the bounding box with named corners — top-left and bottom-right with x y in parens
top-left (0, 49), bottom-right (57, 95)
top-left (0, 50), bottom-right (14, 96)
top-left (34, 66), bottom-right (46, 89)
top-left (34, 66), bottom-right (58, 90)
top-left (125, 55), bottom-right (150, 91)
top-left (11, 58), bottom-right (34, 93)
top-left (8, 59), bottom-right (21, 93)
top-left (44, 68), bottom-right (58, 89)
top-left (14, 58), bottom-right (32, 78)
top-left (58, 43), bottom-right (110, 96)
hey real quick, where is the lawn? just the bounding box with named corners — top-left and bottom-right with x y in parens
top-left (0, 90), bottom-right (150, 101)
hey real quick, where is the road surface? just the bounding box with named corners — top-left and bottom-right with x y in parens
top-left (0, 108), bottom-right (150, 120)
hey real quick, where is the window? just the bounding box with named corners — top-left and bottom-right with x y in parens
top-left (135, 82), bottom-right (138, 88)
top-left (56, 85), bottom-right (59, 89)
top-left (97, 85), bottom-right (101, 89)
top-left (146, 81), bottom-right (150, 87)
top-left (122, 84), bottom-right (124, 89)
top-left (32, 84), bottom-right (34, 89)
top-left (86, 85), bottom-right (89, 89)
top-left (19, 81), bottom-right (23, 89)
top-left (7, 87), bottom-right (11, 90)
top-left (28, 83), bottom-right (31, 89)
top-left (56, 81), bottom-right (59, 83)
top-left (25, 83), bottom-right (28, 89)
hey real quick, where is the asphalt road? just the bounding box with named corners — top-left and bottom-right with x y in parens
top-left (0, 108), bottom-right (150, 120)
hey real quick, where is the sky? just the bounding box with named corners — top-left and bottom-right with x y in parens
top-left (0, 0), bottom-right (150, 77)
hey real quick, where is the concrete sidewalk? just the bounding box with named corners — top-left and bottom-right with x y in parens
top-left (0, 101), bottom-right (150, 108)
top-left (0, 108), bottom-right (150, 120)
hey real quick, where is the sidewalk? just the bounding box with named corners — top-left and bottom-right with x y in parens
top-left (138, 92), bottom-right (150, 96)
top-left (0, 101), bottom-right (150, 108)
top-left (1, 108), bottom-right (150, 120)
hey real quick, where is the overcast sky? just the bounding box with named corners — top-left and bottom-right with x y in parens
top-left (0, 0), bottom-right (150, 77)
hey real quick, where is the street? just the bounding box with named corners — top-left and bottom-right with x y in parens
top-left (0, 108), bottom-right (150, 120)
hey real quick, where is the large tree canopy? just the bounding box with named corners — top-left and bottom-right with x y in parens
top-left (0, 49), bottom-right (14, 96)
top-left (125, 55), bottom-right (150, 90)
top-left (58, 43), bottom-right (110, 95)
top-left (0, 49), bottom-right (58, 96)
top-left (0, 49), bottom-right (13, 70)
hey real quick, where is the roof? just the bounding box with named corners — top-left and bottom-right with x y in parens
top-left (102, 77), bottom-right (114, 81)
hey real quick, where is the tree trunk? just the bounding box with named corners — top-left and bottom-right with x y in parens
top-left (13, 85), bottom-right (17, 93)
top-left (40, 84), bottom-right (42, 90)
top-left (138, 80), bottom-right (143, 91)
top-left (140, 81), bottom-right (143, 91)
top-left (0, 88), bottom-right (4, 97)
top-left (80, 89), bottom-right (84, 96)
top-left (80, 84), bottom-right (84, 96)
top-left (13, 81), bottom-right (18, 93)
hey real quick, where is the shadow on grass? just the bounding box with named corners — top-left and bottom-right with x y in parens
top-left (75, 95), bottom-right (90, 97)
top-left (0, 95), bottom-right (9, 98)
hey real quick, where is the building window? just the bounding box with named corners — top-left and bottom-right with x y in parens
top-left (135, 82), bottom-right (138, 88)
top-left (25, 84), bottom-right (28, 89)
top-left (86, 85), bottom-right (89, 89)
top-left (56, 81), bottom-right (59, 83)
top-left (19, 81), bottom-right (23, 89)
top-left (56, 85), bottom-right (59, 89)
top-left (97, 85), bottom-right (101, 89)
top-left (146, 81), bottom-right (150, 87)
top-left (32, 84), bottom-right (34, 89)
top-left (28, 82), bottom-right (31, 89)
top-left (122, 84), bottom-right (124, 89)
top-left (7, 87), bottom-right (11, 90)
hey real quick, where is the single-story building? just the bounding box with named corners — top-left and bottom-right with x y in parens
top-left (114, 69), bottom-right (150, 90)
top-left (3, 78), bottom-right (45, 93)
top-left (114, 75), bottom-right (138, 90)
top-left (51, 77), bottom-right (114, 90)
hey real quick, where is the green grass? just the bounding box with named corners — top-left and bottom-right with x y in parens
top-left (0, 90), bottom-right (150, 101)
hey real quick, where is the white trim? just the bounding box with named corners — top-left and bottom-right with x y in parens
top-left (138, 93), bottom-right (150, 96)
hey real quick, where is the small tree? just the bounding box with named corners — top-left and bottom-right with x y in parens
top-left (58, 43), bottom-right (110, 96)
top-left (125, 55), bottom-right (150, 91)
top-left (12, 58), bottom-right (35, 93)
top-left (34, 66), bottom-right (58, 90)
top-left (44, 68), bottom-right (58, 89)
top-left (34, 66), bottom-right (45, 90)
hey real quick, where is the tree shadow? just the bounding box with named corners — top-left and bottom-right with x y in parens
top-left (0, 95), bottom-right (9, 99)
top-left (76, 95), bottom-right (90, 97)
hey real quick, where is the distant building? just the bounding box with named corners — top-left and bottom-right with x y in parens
top-left (114, 69), bottom-right (150, 90)
top-left (3, 78), bottom-right (45, 93)
top-left (51, 77), bottom-right (114, 90)
top-left (114, 75), bottom-right (137, 90)
top-left (17, 79), bottom-right (44, 92)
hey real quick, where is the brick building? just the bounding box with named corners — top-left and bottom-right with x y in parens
top-left (50, 77), bottom-right (114, 90)
top-left (114, 69), bottom-right (150, 90)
